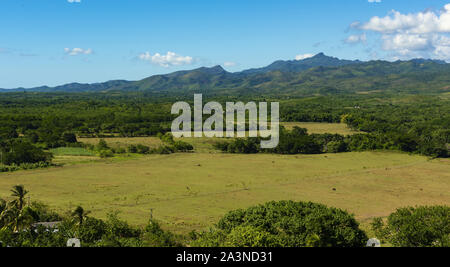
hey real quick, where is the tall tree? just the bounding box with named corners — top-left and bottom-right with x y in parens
top-left (10, 185), bottom-right (28, 211)
top-left (72, 206), bottom-right (90, 226)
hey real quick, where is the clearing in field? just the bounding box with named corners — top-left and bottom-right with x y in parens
top-left (281, 122), bottom-right (359, 135)
top-left (50, 147), bottom-right (96, 156)
top-left (79, 137), bottom-right (163, 149)
top-left (0, 151), bottom-right (448, 234)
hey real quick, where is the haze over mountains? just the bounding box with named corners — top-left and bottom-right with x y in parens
top-left (2, 53), bottom-right (450, 96)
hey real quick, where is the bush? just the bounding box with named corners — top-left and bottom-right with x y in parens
top-left (99, 150), bottom-right (114, 158)
top-left (142, 219), bottom-right (180, 247)
top-left (173, 141), bottom-right (194, 152)
top-left (372, 206), bottom-right (450, 247)
top-left (127, 144), bottom-right (151, 154)
top-left (77, 217), bottom-right (108, 244)
top-left (114, 147), bottom-right (127, 154)
top-left (153, 146), bottom-right (175, 155)
top-left (96, 213), bottom-right (142, 247)
top-left (160, 133), bottom-right (175, 144)
top-left (136, 144), bottom-right (150, 154)
top-left (96, 139), bottom-right (109, 151)
top-left (127, 144), bottom-right (138, 153)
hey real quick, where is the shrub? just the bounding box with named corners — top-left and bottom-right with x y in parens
top-left (99, 150), bottom-right (114, 158)
top-left (142, 219), bottom-right (180, 247)
top-left (115, 147), bottom-right (127, 154)
top-left (127, 144), bottom-right (138, 153)
top-left (160, 133), bottom-right (175, 145)
top-left (96, 139), bottom-right (109, 151)
top-left (136, 144), bottom-right (150, 154)
top-left (77, 217), bottom-right (108, 244)
top-left (153, 146), bottom-right (175, 155)
top-left (372, 206), bottom-right (450, 247)
top-left (173, 141), bottom-right (194, 152)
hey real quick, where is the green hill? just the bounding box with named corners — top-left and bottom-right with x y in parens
top-left (2, 53), bottom-right (450, 96)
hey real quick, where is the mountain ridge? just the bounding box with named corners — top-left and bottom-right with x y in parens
top-left (1, 53), bottom-right (450, 95)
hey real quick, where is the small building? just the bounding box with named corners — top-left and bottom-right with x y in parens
top-left (31, 221), bottom-right (62, 233)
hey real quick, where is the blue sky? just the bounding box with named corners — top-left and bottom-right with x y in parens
top-left (1, 0), bottom-right (450, 88)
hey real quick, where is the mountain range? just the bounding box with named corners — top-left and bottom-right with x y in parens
top-left (2, 53), bottom-right (450, 96)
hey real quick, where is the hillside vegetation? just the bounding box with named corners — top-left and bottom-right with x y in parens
top-left (2, 53), bottom-right (450, 96)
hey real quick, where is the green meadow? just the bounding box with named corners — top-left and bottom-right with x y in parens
top-left (0, 149), bottom-right (448, 234)
top-left (1, 123), bottom-right (448, 234)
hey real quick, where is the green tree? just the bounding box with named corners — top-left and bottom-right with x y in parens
top-left (11, 185), bottom-right (28, 211)
top-left (195, 201), bottom-right (367, 247)
top-left (72, 206), bottom-right (90, 226)
top-left (224, 226), bottom-right (278, 247)
top-left (372, 206), bottom-right (450, 247)
top-left (62, 132), bottom-right (78, 143)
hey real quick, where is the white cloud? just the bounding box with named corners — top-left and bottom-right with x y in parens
top-left (139, 51), bottom-right (194, 67)
top-left (382, 34), bottom-right (431, 54)
top-left (67, 0), bottom-right (81, 3)
top-left (361, 4), bottom-right (450, 34)
top-left (223, 62), bottom-right (236, 67)
top-left (295, 53), bottom-right (314, 60)
top-left (345, 33), bottom-right (367, 44)
top-left (64, 48), bottom-right (93, 56)
top-left (368, 0), bottom-right (382, 3)
top-left (354, 3), bottom-right (450, 61)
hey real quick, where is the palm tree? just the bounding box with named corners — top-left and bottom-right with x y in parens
top-left (0, 199), bottom-right (7, 227)
top-left (0, 186), bottom-right (34, 232)
top-left (0, 199), bottom-right (6, 214)
top-left (10, 185), bottom-right (28, 211)
top-left (72, 206), bottom-right (90, 225)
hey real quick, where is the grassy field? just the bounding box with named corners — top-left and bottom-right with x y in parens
top-left (78, 137), bottom-right (163, 149)
top-left (0, 151), bottom-right (448, 234)
top-left (50, 147), bottom-right (96, 156)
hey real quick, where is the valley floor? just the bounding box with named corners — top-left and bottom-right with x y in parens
top-left (0, 151), bottom-right (448, 234)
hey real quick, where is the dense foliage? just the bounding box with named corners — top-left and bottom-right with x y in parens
top-left (372, 206), bottom-right (450, 247)
top-left (191, 201), bottom-right (368, 247)
top-left (214, 126), bottom-right (449, 157)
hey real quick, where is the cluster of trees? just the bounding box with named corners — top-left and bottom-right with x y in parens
top-left (214, 126), bottom-right (449, 157)
top-left (0, 93), bottom-right (173, 148)
top-left (0, 140), bottom-right (52, 172)
top-left (1, 187), bottom-right (448, 247)
top-left (280, 95), bottom-right (450, 158)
